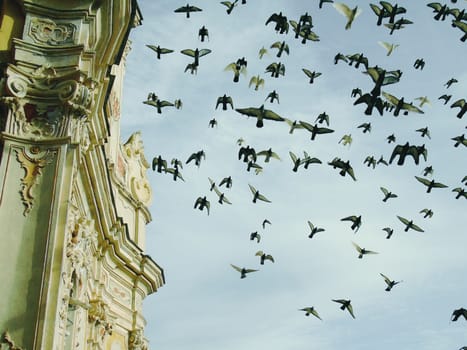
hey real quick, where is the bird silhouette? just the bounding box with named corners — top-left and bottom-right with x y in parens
top-left (415, 127), bottom-right (431, 139)
top-left (299, 307), bottom-right (322, 320)
top-left (383, 92), bottom-right (424, 116)
top-left (208, 118), bottom-right (218, 128)
top-left (186, 150), bottom-right (206, 167)
top-left (235, 105), bottom-right (285, 128)
top-left (415, 96), bottom-right (431, 108)
top-left (384, 17), bottom-right (413, 34)
top-left (380, 187), bottom-right (398, 202)
top-left (270, 41), bottom-right (290, 57)
top-left (427, 2), bottom-right (451, 21)
top-left (265, 62), bottom-right (286, 78)
top-left (438, 94), bottom-right (452, 104)
top-left (415, 176), bottom-right (448, 193)
top-left (143, 98), bottom-right (175, 114)
top-left (358, 122), bottom-right (372, 133)
top-left (452, 20), bottom-right (467, 42)
top-left (369, 3), bottom-right (390, 26)
top-left (339, 134), bottom-right (353, 147)
top-left (219, 176), bottom-right (233, 188)
top-left (451, 308), bottom-right (467, 321)
top-left (332, 299), bottom-right (355, 318)
top-left (181, 48), bottom-right (212, 66)
top-left (380, 273), bottom-right (402, 291)
top-left (346, 53), bottom-right (369, 69)
top-left (216, 94), bottom-right (234, 110)
top-left (319, 0), bottom-right (334, 9)
top-left (334, 52), bottom-right (349, 64)
top-left (285, 119), bottom-right (305, 134)
top-left (382, 227), bottom-right (394, 239)
top-left (213, 187), bottom-right (232, 205)
top-left (262, 219), bottom-right (272, 229)
top-left (452, 187), bottom-right (467, 199)
top-left (230, 264), bottom-right (258, 279)
top-left (451, 134), bottom-right (467, 148)
top-left (224, 62), bottom-right (246, 83)
top-left (174, 4), bottom-right (203, 18)
top-left (255, 250), bottom-right (274, 265)
top-left (308, 221), bottom-right (325, 238)
top-left (420, 208), bottom-right (434, 218)
top-left (165, 167), bottom-right (184, 182)
top-left (299, 121), bottom-right (335, 140)
top-left (289, 151), bottom-right (303, 172)
top-left (198, 26), bottom-right (209, 42)
top-left (249, 75), bottom-right (265, 90)
top-left (378, 41), bottom-right (399, 56)
top-left (221, 0), bottom-right (238, 14)
top-left (265, 12), bottom-right (289, 34)
top-left (328, 158), bottom-right (357, 181)
top-left (352, 241), bottom-right (378, 259)
top-left (194, 196), bottom-right (210, 215)
top-left (302, 152), bottom-right (322, 169)
top-left (238, 145), bottom-right (256, 163)
top-left (265, 90), bottom-right (280, 104)
top-left (249, 184), bottom-right (271, 203)
top-left (450, 99), bottom-right (466, 119)
top-left (364, 156), bottom-right (377, 169)
top-left (146, 44), bottom-right (174, 59)
top-left (257, 148), bottom-right (280, 162)
top-left (354, 92), bottom-right (385, 116)
top-left (302, 69), bottom-right (322, 84)
top-left (258, 46), bottom-right (269, 59)
top-left (250, 231), bottom-right (261, 243)
top-left (413, 58), bottom-right (426, 70)
top-left (445, 78), bottom-right (458, 88)
top-left (152, 155), bottom-right (167, 173)
top-left (341, 215), bottom-right (362, 232)
top-left (381, 1), bottom-right (407, 23)
top-left (397, 216), bottom-right (424, 232)
top-left (423, 165), bottom-right (434, 177)
top-left (333, 3), bottom-right (362, 30)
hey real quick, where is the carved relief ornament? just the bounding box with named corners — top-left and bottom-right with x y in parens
top-left (29, 17), bottom-right (76, 46)
top-left (128, 329), bottom-right (148, 350)
top-left (15, 146), bottom-right (57, 215)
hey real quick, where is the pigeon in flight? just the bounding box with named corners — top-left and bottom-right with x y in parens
top-left (194, 196), bottom-right (210, 215)
top-left (352, 241), bottom-right (378, 259)
top-left (380, 273), bottom-right (402, 291)
top-left (333, 3), bottom-right (362, 30)
top-left (248, 184), bottom-right (271, 203)
top-left (146, 44), bottom-right (174, 59)
top-left (230, 264), bottom-right (258, 279)
top-left (397, 216), bottom-right (424, 232)
top-left (235, 105), bottom-right (285, 128)
top-left (451, 308), bottom-right (467, 321)
top-left (414, 176), bottom-right (448, 193)
top-left (174, 4), bottom-right (203, 18)
top-left (299, 307), bottom-right (322, 320)
top-left (332, 299), bottom-right (355, 318)
top-left (341, 215), bottom-right (362, 232)
top-left (255, 251), bottom-right (275, 265)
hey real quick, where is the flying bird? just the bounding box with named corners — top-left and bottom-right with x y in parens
top-left (194, 196), bottom-right (210, 215)
top-left (333, 3), bottom-right (362, 30)
top-left (216, 94), bottom-right (234, 110)
top-left (270, 41), bottom-right (290, 57)
top-left (308, 221), bottom-right (325, 239)
top-left (415, 127), bottom-right (431, 139)
top-left (341, 215), bottom-right (362, 232)
top-left (257, 148), bottom-right (280, 162)
top-left (146, 44), bottom-right (174, 59)
top-left (328, 158), bottom-right (357, 181)
top-left (258, 46), bottom-right (269, 59)
top-left (389, 142), bottom-right (426, 165)
top-left (332, 299), bottom-right (355, 318)
top-left (414, 176), bottom-right (448, 193)
top-left (143, 98), bottom-right (174, 114)
top-left (452, 187), bottom-right (467, 199)
top-left (397, 216), bottom-right (424, 232)
top-left (352, 241), bottom-right (378, 259)
top-left (249, 75), bottom-right (265, 90)
top-left (265, 12), bottom-right (289, 34)
top-left (358, 122), bottom-right (372, 133)
top-left (198, 25), bottom-right (209, 42)
top-left (262, 219), bottom-right (272, 229)
top-left (220, 0), bottom-right (238, 14)
top-left (378, 41), bottom-right (399, 56)
top-left (302, 69), bottom-right (322, 84)
top-left (299, 121), bottom-right (335, 140)
top-left (382, 227), bottom-right (394, 239)
top-left (380, 187), bottom-right (398, 202)
top-left (255, 250), bottom-right (275, 265)
top-left (380, 273), bottom-right (402, 291)
top-left (250, 231), bottom-right (261, 243)
top-left (339, 134), bottom-right (353, 147)
top-left (248, 184), bottom-right (271, 203)
top-left (450, 99), bottom-right (466, 119)
top-left (180, 48), bottom-right (212, 66)
top-left (219, 176), bottom-right (233, 188)
top-left (213, 187), bottom-right (232, 204)
top-left (452, 134), bottom-right (467, 148)
top-left (445, 78), bottom-right (458, 88)
top-left (383, 92), bottom-right (424, 116)
top-left (451, 308), bottom-right (467, 321)
top-left (265, 90), bottom-right (280, 104)
top-left (299, 307), bottom-right (322, 320)
top-left (235, 105), bottom-right (285, 128)
top-left (174, 4), bottom-right (203, 18)
top-left (186, 150), bottom-right (206, 167)
top-left (230, 264), bottom-right (258, 279)
top-left (420, 208), bottom-right (434, 218)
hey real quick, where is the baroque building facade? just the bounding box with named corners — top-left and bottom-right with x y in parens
top-left (0, 0), bottom-right (164, 349)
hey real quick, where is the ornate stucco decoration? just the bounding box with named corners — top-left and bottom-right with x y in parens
top-left (15, 146), bottom-right (57, 215)
top-left (122, 132), bottom-right (152, 206)
top-left (0, 331), bottom-right (23, 350)
top-left (29, 17), bottom-right (76, 46)
top-left (128, 329), bottom-right (148, 350)
top-left (88, 299), bottom-right (114, 345)
top-left (3, 64), bottom-right (96, 140)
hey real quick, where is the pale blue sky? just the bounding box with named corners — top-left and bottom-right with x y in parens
top-left (121, 1), bottom-right (467, 349)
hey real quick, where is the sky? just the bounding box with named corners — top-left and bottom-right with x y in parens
top-left (120, 1), bottom-right (467, 349)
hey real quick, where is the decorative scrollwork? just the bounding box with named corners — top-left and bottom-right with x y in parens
top-left (29, 17), bottom-right (76, 46)
top-left (15, 146), bottom-right (57, 215)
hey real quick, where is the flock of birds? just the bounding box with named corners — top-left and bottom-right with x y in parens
top-left (132, 1), bottom-right (466, 348)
